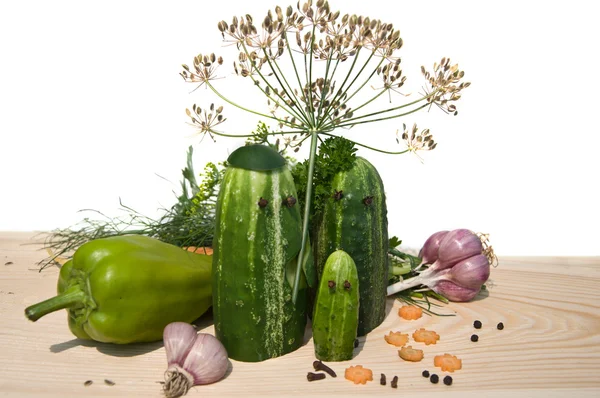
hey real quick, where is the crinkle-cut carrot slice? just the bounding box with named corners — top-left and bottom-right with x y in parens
top-left (344, 365), bottom-right (373, 385)
top-left (398, 345), bottom-right (424, 362)
top-left (384, 331), bottom-right (409, 347)
top-left (412, 328), bottom-right (440, 345)
top-left (183, 246), bottom-right (214, 255)
top-left (434, 354), bottom-right (463, 372)
top-left (398, 305), bottom-right (423, 320)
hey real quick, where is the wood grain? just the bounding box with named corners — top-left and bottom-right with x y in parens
top-left (1, 232), bottom-right (599, 397)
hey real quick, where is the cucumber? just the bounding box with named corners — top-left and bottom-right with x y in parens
top-left (212, 145), bottom-right (315, 362)
top-left (312, 250), bottom-right (359, 361)
top-left (314, 156), bottom-right (389, 336)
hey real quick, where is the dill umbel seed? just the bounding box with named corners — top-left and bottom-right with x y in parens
top-left (104, 379), bottom-right (115, 386)
top-left (497, 322), bottom-right (504, 330)
top-left (430, 374), bottom-right (439, 384)
top-left (443, 375), bottom-right (453, 386)
top-left (471, 334), bottom-right (479, 342)
top-left (84, 380), bottom-right (93, 387)
top-left (473, 320), bottom-right (482, 329)
top-left (422, 370), bottom-right (430, 378)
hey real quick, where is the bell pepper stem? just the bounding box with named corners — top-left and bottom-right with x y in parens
top-left (24, 286), bottom-right (87, 322)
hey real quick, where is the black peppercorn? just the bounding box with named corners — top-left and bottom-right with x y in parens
top-left (430, 374), bottom-right (439, 384)
top-left (473, 320), bottom-right (482, 329)
top-left (443, 375), bottom-right (453, 386)
top-left (497, 322), bottom-right (504, 330)
top-left (422, 370), bottom-right (430, 378)
top-left (471, 334), bottom-right (479, 342)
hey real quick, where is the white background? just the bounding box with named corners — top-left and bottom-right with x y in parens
top-left (1, 0), bottom-right (598, 256)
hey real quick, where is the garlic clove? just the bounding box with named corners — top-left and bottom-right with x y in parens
top-left (164, 322), bottom-right (198, 368)
top-left (418, 230), bottom-right (449, 266)
top-left (182, 333), bottom-right (229, 385)
top-left (435, 229), bottom-right (483, 271)
top-left (432, 280), bottom-right (480, 302)
top-left (448, 254), bottom-right (490, 289)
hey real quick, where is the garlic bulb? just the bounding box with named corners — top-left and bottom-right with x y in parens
top-left (387, 229), bottom-right (495, 301)
top-left (162, 322), bottom-right (229, 398)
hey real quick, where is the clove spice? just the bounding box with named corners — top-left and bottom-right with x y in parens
top-left (307, 372), bottom-right (326, 382)
top-left (380, 373), bottom-right (386, 385)
top-left (313, 360), bottom-right (337, 377)
top-left (391, 375), bottom-right (398, 388)
top-left (258, 197), bottom-right (269, 208)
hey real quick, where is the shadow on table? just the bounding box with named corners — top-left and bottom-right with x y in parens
top-left (49, 309), bottom-right (218, 356)
top-left (472, 288), bottom-right (490, 302)
top-left (50, 339), bottom-right (164, 356)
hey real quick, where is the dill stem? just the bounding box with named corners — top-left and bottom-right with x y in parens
top-left (316, 49), bottom-right (335, 120)
top-left (206, 82), bottom-right (285, 124)
top-left (262, 49), bottom-right (310, 126)
top-left (319, 46), bottom-right (362, 124)
top-left (292, 129), bottom-right (319, 304)
top-left (318, 132), bottom-right (409, 155)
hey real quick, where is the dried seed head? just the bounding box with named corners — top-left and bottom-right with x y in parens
top-left (398, 123), bottom-right (437, 161)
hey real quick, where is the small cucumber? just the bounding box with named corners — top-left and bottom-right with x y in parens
top-left (312, 250), bottom-right (359, 361)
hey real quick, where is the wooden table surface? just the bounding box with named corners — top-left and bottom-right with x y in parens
top-left (1, 231), bottom-right (599, 397)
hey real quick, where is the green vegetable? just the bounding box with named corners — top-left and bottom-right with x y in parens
top-left (25, 235), bottom-right (212, 344)
top-left (292, 136), bottom-right (358, 222)
top-left (39, 146), bottom-right (222, 270)
top-left (312, 250), bottom-right (359, 361)
top-left (314, 156), bottom-right (389, 336)
top-left (212, 145), bottom-right (315, 362)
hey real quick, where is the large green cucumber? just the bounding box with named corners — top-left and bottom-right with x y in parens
top-left (212, 145), bottom-right (315, 362)
top-left (312, 250), bottom-right (359, 361)
top-left (314, 156), bottom-right (389, 336)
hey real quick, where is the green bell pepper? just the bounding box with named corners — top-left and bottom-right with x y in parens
top-left (25, 235), bottom-right (212, 344)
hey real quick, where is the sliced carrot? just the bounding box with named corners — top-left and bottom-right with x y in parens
top-left (183, 246), bottom-right (214, 255)
top-left (434, 353), bottom-right (462, 372)
top-left (344, 365), bottom-right (373, 385)
top-left (398, 305), bottom-right (423, 320)
top-left (398, 345), bottom-right (424, 362)
top-left (412, 328), bottom-right (440, 345)
top-left (384, 331), bottom-right (409, 347)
